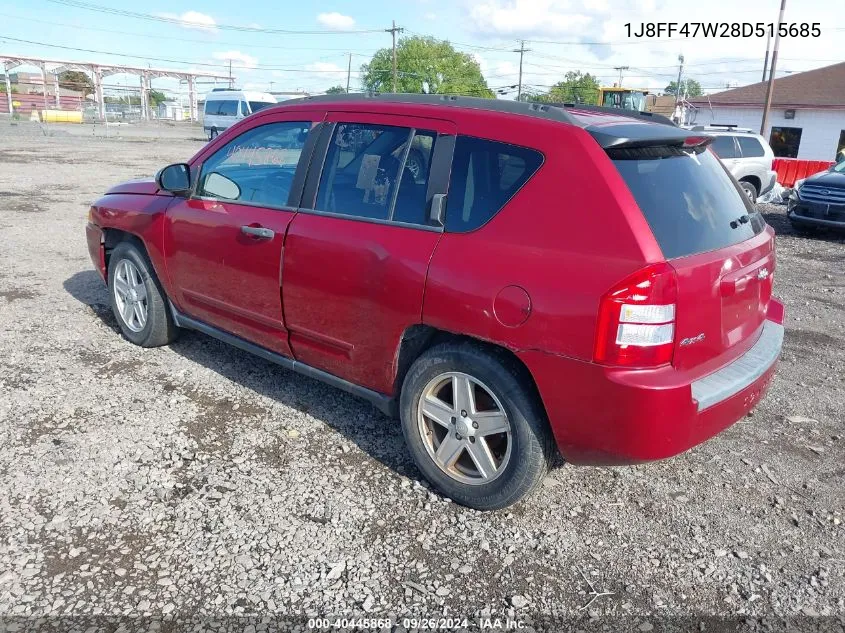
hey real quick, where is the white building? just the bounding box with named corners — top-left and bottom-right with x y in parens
top-left (689, 62), bottom-right (845, 162)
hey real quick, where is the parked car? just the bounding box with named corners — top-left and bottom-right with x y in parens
top-left (689, 125), bottom-right (778, 202)
top-left (788, 159), bottom-right (845, 230)
top-left (203, 89), bottom-right (276, 141)
top-left (86, 95), bottom-right (784, 510)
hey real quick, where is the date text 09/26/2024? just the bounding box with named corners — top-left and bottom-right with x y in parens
top-left (625, 22), bottom-right (821, 38)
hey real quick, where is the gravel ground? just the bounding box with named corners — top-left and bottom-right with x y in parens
top-left (0, 131), bottom-right (843, 632)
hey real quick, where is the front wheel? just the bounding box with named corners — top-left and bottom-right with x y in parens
top-left (108, 242), bottom-right (178, 347)
top-left (400, 342), bottom-right (555, 510)
top-left (208, 128), bottom-right (218, 141)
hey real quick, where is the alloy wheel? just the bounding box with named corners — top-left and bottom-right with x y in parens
top-left (113, 259), bottom-right (148, 333)
top-left (417, 372), bottom-right (512, 485)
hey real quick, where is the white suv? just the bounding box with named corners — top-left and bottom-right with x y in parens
top-left (689, 125), bottom-right (778, 202)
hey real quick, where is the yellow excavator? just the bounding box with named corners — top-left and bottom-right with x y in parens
top-left (598, 87), bottom-right (677, 117)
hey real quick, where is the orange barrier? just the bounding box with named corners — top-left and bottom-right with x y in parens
top-left (772, 158), bottom-right (835, 187)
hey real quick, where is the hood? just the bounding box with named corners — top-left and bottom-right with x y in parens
top-left (104, 177), bottom-right (161, 196)
top-left (804, 170), bottom-right (845, 188)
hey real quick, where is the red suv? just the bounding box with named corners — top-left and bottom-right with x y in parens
top-left (86, 95), bottom-right (784, 510)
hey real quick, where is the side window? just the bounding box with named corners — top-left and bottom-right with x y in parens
top-left (218, 100), bottom-right (238, 117)
top-left (198, 121), bottom-right (313, 207)
top-left (316, 123), bottom-right (415, 221)
top-left (446, 136), bottom-right (543, 233)
top-left (737, 136), bottom-right (765, 158)
top-left (392, 131), bottom-right (437, 225)
top-left (710, 135), bottom-right (738, 159)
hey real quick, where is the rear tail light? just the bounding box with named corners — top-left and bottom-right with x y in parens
top-left (594, 263), bottom-right (678, 367)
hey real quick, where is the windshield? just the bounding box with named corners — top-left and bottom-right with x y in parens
top-left (248, 101), bottom-right (274, 114)
top-left (612, 147), bottom-right (765, 259)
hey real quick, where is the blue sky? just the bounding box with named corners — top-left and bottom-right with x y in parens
top-left (1, 0), bottom-right (843, 100)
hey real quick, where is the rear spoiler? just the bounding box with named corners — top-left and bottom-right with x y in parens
top-left (549, 103), bottom-right (713, 151)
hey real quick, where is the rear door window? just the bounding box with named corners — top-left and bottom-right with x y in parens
top-left (249, 101), bottom-right (274, 114)
top-left (737, 136), bottom-right (766, 158)
top-left (710, 135), bottom-right (738, 159)
top-left (612, 147), bottom-right (765, 259)
top-left (446, 136), bottom-right (543, 233)
top-left (316, 123), bottom-right (427, 222)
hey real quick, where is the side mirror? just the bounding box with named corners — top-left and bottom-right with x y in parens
top-left (156, 163), bottom-right (191, 195)
top-left (429, 193), bottom-right (447, 227)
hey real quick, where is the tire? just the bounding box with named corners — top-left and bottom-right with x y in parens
top-left (399, 341), bottom-right (555, 510)
top-left (108, 241), bottom-right (178, 348)
top-left (789, 220), bottom-right (817, 235)
top-left (739, 180), bottom-right (758, 203)
top-left (209, 128), bottom-right (218, 141)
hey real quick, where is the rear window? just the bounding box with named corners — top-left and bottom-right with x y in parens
top-left (737, 136), bottom-right (766, 157)
top-left (612, 146), bottom-right (765, 259)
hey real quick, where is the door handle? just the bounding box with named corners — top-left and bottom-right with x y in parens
top-left (240, 225), bottom-right (274, 240)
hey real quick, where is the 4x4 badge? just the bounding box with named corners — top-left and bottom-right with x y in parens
top-left (680, 333), bottom-right (706, 346)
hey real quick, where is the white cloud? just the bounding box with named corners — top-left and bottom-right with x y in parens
top-left (316, 12), bottom-right (356, 30)
top-left (305, 62), bottom-right (347, 81)
top-left (158, 10), bottom-right (217, 32)
top-left (469, 0), bottom-right (593, 37)
top-left (212, 51), bottom-right (258, 70)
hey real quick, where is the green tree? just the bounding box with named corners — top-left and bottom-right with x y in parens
top-left (58, 71), bottom-right (94, 96)
top-left (361, 36), bottom-right (493, 98)
top-left (527, 71), bottom-right (601, 105)
top-left (664, 78), bottom-right (702, 97)
top-left (147, 89), bottom-right (167, 107)
top-left (325, 85), bottom-right (347, 94)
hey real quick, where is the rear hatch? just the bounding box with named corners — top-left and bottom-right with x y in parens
top-left (610, 143), bottom-right (773, 370)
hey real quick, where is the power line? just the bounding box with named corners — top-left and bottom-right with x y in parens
top-left (0, 12), bottom-right (383, 53)
top-left (45, 0), bottom-right (385, 34)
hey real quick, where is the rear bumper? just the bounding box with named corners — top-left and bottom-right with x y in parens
top-left (761, 170), bottom-right (778, 196)
top-left (85, 222), bottom-right (107, 281)
top-left (519, 302), bottom-right (784, 465)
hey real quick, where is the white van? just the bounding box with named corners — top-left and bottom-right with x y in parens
top-left (202, 90), bottom-right (276, 140)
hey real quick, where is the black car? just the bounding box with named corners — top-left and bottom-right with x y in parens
top-left (788, 161), bottom-right (845, 230)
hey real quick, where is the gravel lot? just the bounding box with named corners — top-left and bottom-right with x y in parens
top-left (0, 126), bottom-right (843, 632)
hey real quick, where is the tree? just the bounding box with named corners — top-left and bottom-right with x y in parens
top-left (58, 70), bottom-right (94, 96)
top-left (325, 85), bottom-right (347, 94)
top-left (361, 36), bottom-right (493, 98)
top-left (526, 71), bottom-right (601, 105)
top-left (147, 89), bottom-right (167, 107)
top-left (664, 78), bottom-right (702, 98)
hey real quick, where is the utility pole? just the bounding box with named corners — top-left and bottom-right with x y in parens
top-left (385, 20), bottom-right (404, 93)
top-left (346, 52), bottom-right (352, 94)
top-left (228, 59), bottom-right (233, 89)
top-left (761, 0), bottom-right (787, 136)
top-left (761, 31), bottom-right (772, 82)
top-left (613, 66), bottom-right (629, 86)
top-left (674, 54), bottom-right (685, 105)
top-left (515, 40), bottom-right (530, 101)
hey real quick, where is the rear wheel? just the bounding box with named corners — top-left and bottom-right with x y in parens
top-left (739, 180), bottom-right (758, 203)
top-left (108, 242), bottom-right (177, 347)
top-left (400, 342), bottom-right (555, 510)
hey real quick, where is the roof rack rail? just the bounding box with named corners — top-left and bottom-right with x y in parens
top-left (294, 92), bottom-right (580, 125)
